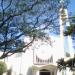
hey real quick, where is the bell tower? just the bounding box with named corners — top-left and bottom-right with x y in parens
top-left (59, 0), bottom-right (74, 57)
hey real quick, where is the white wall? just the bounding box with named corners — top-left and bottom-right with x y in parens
top-left (0, 36), bottom-right (71, 75)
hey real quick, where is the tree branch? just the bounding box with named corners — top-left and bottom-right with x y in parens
top-left (4, 0), bottom-right (12, 11)
top-left (0, 36), bottom-right (35, 59)
top-left (0, 0), bottom-right (40, 28)
top-left (0, 33), bottom-right (24, 46)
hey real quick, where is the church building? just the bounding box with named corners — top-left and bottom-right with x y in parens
top-left (0, 0), bottom-right (75, 75)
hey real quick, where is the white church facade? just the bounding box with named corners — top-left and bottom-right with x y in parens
top-left (1, 35), bottom-right (74, 75)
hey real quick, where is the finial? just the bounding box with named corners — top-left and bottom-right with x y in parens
top-left (60, 0), bottom-right (64, 8)
top-left (60, 0), bottom-right (64, 4)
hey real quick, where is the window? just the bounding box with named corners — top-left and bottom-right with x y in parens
top-left (40, 69), bottom-right (51, 75)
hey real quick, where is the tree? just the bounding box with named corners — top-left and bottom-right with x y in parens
top-left (57, 55), bottom-right (75, 71)
top-left (57, 58), bottom-right (66, 71)
top-left (0, 61), bottom-right (7, 75)
top-left (64, 17), bottom-right (75, 36)
top-left (0, 0), bottom-right (69, 59)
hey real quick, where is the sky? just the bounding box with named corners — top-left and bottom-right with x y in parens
top-left (68, 0), bottom-right (75, 15)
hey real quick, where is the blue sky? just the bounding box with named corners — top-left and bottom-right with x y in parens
top-left (68, 0), bottom-right (75, 15)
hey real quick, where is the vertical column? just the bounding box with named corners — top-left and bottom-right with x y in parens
top-left (36, 71), bottom-right (39, 75)
top-left (64, 9), bottom-right (74, 57)
top-left (59, 6), bottom-right (74, 57)
top-left (59, 8), bottom-right (65, 58)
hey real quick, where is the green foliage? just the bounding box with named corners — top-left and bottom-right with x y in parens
top-left (64, 16), bottom-right (75, 36)
top-left (0, 61), bottom-right (7, 75)
top-left (57, 58), bottom-right (66, 71)
top-left (64, 25), bottom-right (75, 36)
top-left (57, 55), bottom-right (75, 71)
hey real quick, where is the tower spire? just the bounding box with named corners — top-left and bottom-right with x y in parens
top-left (60, 0), bottom-right (64, 7)
top-left (59, 0), bottom-right (74, 57)
top-left (60, 0), bottom-right (64, 5)
top-left (59, 1), bottom-right (65, 58)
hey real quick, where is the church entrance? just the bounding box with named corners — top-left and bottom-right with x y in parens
top-left (32, 64), bottom-right (57, 75)
top-left (40, 69), bottom-right (51, 75)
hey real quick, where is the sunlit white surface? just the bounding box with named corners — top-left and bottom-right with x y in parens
top-left (0, 35), bottom-right (73, 75)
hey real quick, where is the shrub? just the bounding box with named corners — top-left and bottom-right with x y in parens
top-left (0, 61), bottom-right (7, 75)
